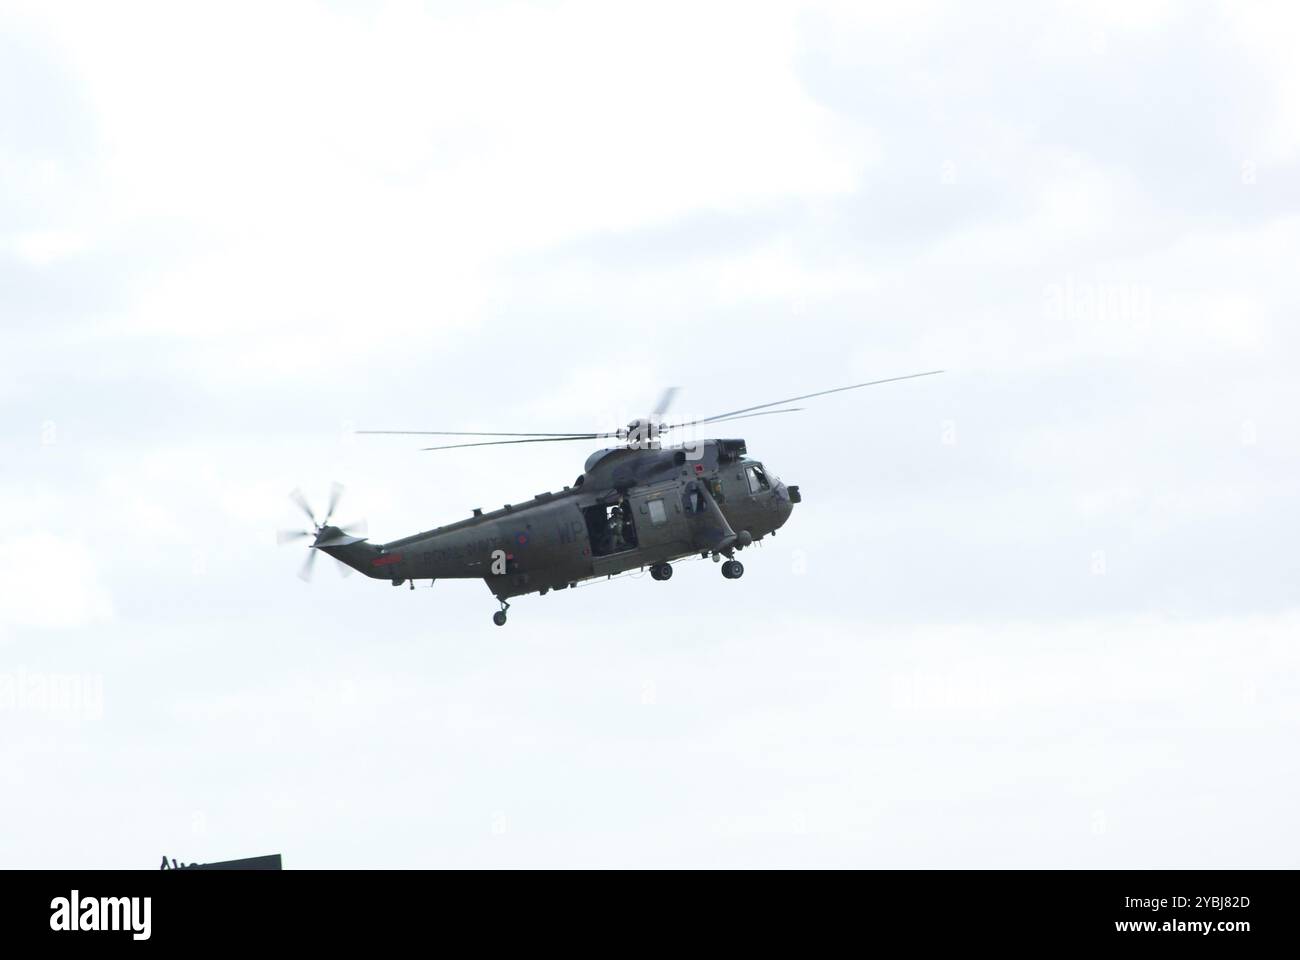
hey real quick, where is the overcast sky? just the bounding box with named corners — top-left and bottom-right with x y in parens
top-left (3, 0), bottom-right (1298, 868)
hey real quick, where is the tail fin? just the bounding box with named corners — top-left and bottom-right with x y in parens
top-left (315, 529), bottom-right (385, 578)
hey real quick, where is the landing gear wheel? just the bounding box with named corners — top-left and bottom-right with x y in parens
top-left (650, 562), bottom-right (673, 581)
top-left (493, 610), bottom-right (507, 626)
top-left (721, 560), bottom-right (744, 579)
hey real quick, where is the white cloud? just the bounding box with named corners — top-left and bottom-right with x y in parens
top-left (7, 229), bottom-right (90, 266)
top-left (1227, 1), bottom-right (1300, 163)
top-left (0, 533), bottom-right (113, 630)
top-left (12, 0), bottom-right (872, 385)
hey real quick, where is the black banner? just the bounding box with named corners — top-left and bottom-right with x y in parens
top-left (0, 869), bottom-right (1290, 948)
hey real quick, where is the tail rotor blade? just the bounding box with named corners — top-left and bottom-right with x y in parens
top-left (323, 481), bottom-right (345, 525)
top-left (285, 485), bottom-right (363, 582)
top-left (298, 549), bottom-right (318, 582)
top-left (338, 518), bottom-right (368, 537)
top-left (333, 557), bottom-right (354, 578)
top-left (289, 488), bottom-right (317, 526)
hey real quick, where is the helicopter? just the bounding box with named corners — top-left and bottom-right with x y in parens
top-left (278, 370), bottom-right (942, 625)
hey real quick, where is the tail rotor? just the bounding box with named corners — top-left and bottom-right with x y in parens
top-left (277, 484), bottom-right (369, 582)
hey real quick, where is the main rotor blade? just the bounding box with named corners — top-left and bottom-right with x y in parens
top-left (288, 488), bottom-right (316, 525)
top-left (651, 386), bottom-right (679, 419)
top-left (420, 434), bottom-right (616, 452)
top-left (358, 429), bottom-right (603, 438)
top-left (692, 370), bottom-right (944, 424)
top-left (665, 407), bottom-right (805, 430)
top-left (323, 481), bottom-right (344, 525)
top-left (277, 528), bottom-right (312, 546)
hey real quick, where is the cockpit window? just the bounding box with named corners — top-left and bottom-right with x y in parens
top-left (745, 464), bottom-right (770, 494)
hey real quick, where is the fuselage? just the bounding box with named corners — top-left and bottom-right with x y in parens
top-left (321, 438), bottom-right (798, 600)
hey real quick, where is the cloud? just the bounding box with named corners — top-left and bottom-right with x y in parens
top-left (0, 533), bottom-right (113, 631)
top-left (7, 229), bottom-right (90, 267)
top-left (7, 0), bottom-right (872, 386)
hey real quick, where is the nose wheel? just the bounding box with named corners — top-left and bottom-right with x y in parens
top-left (721, 559), bottom-right (744, 579)
top-left (492, 600), bottom-right (510, 626)
top-left (650, 562), bottom-right (673, 581)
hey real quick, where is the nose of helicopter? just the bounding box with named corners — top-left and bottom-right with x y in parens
top-left (774, 481), bottom-right (798, 529)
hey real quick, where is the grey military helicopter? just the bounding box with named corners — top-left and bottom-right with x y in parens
top-left (278, 371), bottom-right (942, 625)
